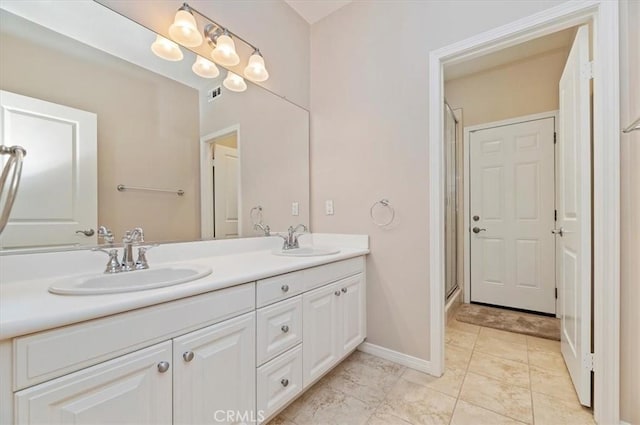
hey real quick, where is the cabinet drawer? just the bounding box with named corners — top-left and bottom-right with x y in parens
top-left (257, 296), bottom-right (302, 366)
top-left (303, 257), bottom-right (364, 292)
top-left (257, 344), bottom-right (303, 423)
top-left (257, 271), bottom-right (304, 308)
top-left (13, 283), bottom-right (255, 391)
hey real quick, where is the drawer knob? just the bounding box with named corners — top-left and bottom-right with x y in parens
top-left (281, 325), bottom-right (290, 333)
top-left (341, 287), bottom-right (348, 293)
top-left (281, 284), bottom-right (289, 293)
top-left (281, 378), bottom-right (289, 387)
top-left (183, 351), bottom-right (195, 362)
top-left (335, 290), bottom-right (341, 296)
top-left (157, 361), bottom-right (170, 373)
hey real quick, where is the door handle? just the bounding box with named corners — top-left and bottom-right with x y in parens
top-left (551, 227), bottom-right (564, 237)
top-left (75, 229), bottom-right (95, 237)
top-left (472, 227), bottom-right (486, 234)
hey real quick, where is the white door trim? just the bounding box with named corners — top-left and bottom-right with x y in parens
top-left (462, 110), bottom-right (559, 312)
top-left (428, 2), bottom-right (619, 424)
top-left (200, 125), bottom-right (241, 240)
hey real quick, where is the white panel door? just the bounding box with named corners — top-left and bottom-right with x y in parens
top-left (0, 90), bottom-right (97, 249)
top-left (557, 25), bottom-right (592, 407)
top-left (470, 117), bottom-right (556, 313)
top-left (214, 144), bottom-right (239, 239)
top-left (302, 281), bottom-right (340, 388)
top-left (339, 274), bottom-right (365, 354)
top-left (14, 341), bottom-right (172, 425)
top-left (173, 312), bottom-right (255, 425)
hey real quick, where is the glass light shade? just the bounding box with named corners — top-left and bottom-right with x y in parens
top-left (192, 56), bottom-right (220, 79)
top-left (168, 9), bottom-right (203, 47)
top-left (151, 35), bottom-right (183, 61)
top-left (223, 71), bottom-right (247, 92)
top-left (211, 34), bottom-right (240, 66)
top-left (243, 53), bottom-right (269, 82)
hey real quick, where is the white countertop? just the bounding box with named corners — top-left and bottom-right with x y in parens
top-left (0, 234), bottom-right (369, 340)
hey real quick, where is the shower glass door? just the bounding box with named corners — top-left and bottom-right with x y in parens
top-left (444, 102), bottom-right (458, 300)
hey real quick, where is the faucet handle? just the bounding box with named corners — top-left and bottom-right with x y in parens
top-left (97, 226), bottom-right (114, 245)
top-left (92, 247), bottom-right (122, 273)
top-left (135, 244), bottom-right (158, 270)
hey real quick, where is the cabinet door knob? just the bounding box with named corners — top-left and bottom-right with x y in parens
top-left (157, 361), bottom-right (170, 373)
top-left (341, 287), bottom-right (348, 293)
top-left (281, 378), bottom-right (289, 387)
top-left (281, 284), bottom-right (289, 293)
top-left (335, 290), bottom-right (341, 296)
top-left (281, 325), bottom-right (290, 333)
top-left (183, 351), bottom-right (195, 362)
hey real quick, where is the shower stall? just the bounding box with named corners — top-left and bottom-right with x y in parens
top-left (444, 101), bottom-right (459, 301)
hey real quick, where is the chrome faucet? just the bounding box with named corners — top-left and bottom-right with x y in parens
top-left (121, 227), bottom-right (144, 271)
top-left (278, 224), bottom-right (308, 250)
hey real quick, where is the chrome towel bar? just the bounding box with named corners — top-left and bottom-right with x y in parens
top-left (117, 184), bottom-right (184, 196)
top-left (623, 116), bottom-right (640, 133)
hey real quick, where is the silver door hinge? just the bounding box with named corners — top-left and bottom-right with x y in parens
top-left (555, 287), bottom-right (558, 299)
top-left (582, 61), bottom-right (595, 80)
top-left (584, 352), bottom-right (595, 372)
top-left (554, 132), bottom-right (557, 144)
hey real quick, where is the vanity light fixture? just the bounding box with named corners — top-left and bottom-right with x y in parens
top-left (168, 4), bottom-right (203, 47)
top-left (223, 71), bottom-right (247, 92)
top-left (192, 55), bottom-right (220, 78)
top-left (151, 35), bottom-right (183, 61)
top-left (244, 49), bottom-right (269, 82)
top-left (159, 3), bottom-right (270, 82)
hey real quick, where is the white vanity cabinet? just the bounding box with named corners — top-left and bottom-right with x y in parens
top-left (302, 272), bottom-right (365, 387)
top-left (3, 254), bottom-right (367, 425)
top-left (9, 283), bottom-right (256, 425)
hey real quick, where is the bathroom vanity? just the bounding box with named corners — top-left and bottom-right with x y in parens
top-left (0, 235), bottom-right (368, 424)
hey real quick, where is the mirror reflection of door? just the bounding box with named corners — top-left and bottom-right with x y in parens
top-left (209, 132), bottom-right (238, 239)
top-left (0, 90), bottom-right (97, 249)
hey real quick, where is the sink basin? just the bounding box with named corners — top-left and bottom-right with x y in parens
top-left (49, 264), bottom-right (213, 295)
top-left (273, 247), bottom-right (341, 257)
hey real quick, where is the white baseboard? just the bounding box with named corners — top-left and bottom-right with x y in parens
top-left (357, 342), bottom-right (433, 375)
top-left (619, 421), bottom-right (631, 425)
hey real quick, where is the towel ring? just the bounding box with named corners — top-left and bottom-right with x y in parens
top-left (370, 199), bottom-right (395, 227)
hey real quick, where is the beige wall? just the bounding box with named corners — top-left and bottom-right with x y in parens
top-left (0, 31), bottom-right (201, 243)
top-left (310, 0), bottom-right (567, 361)
top-left (619, 1), bottom-right (640, 423)
top-left (445, 48), bottom-right (569, 126)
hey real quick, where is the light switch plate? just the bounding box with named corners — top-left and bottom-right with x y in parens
top-left (292, 202), bottom-right (299, 216)
top-left (325, 200), bottom-right (334, 215)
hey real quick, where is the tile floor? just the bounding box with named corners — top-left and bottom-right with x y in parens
top-left (270, 319), bottom-right (594, 425)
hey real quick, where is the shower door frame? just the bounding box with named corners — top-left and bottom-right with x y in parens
top-left (428, 2), bottom-right (620, 424)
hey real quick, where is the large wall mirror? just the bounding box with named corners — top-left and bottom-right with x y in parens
top-left (0, 1), bottom-right (309, 251)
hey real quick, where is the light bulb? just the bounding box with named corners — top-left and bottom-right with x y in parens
top-left (211, 33), bottom-right (240, 66)
top-left (223, 71), bottom-right (247, 92)
top-left (244, 51), bottom-right (269, 82)
top-left (192, 56), bottom-right (220, 79)
top-left (151, 35), bottom-right (183, 61)
top-left (168, 9), bottom-right (203, 47)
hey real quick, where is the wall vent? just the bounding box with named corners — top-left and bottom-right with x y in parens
top-left (207, 86), bottom-right (222, 102)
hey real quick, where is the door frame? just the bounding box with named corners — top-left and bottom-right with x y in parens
top-left (428, 2), bottom-right (620, 423)
top-left (462, 111), bottom-right (559, 317)
top-left (199, 124), bottom-right (241, 240)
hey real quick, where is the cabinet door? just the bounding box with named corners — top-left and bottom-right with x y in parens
top-left (339, 273), bottom-right (366, 354)
top-left (173, 312), bottom-right (256, 425)
top-left (14, 341), bottom-right (172, 425)
top-left (302, 281), bottom-right (340, 387)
